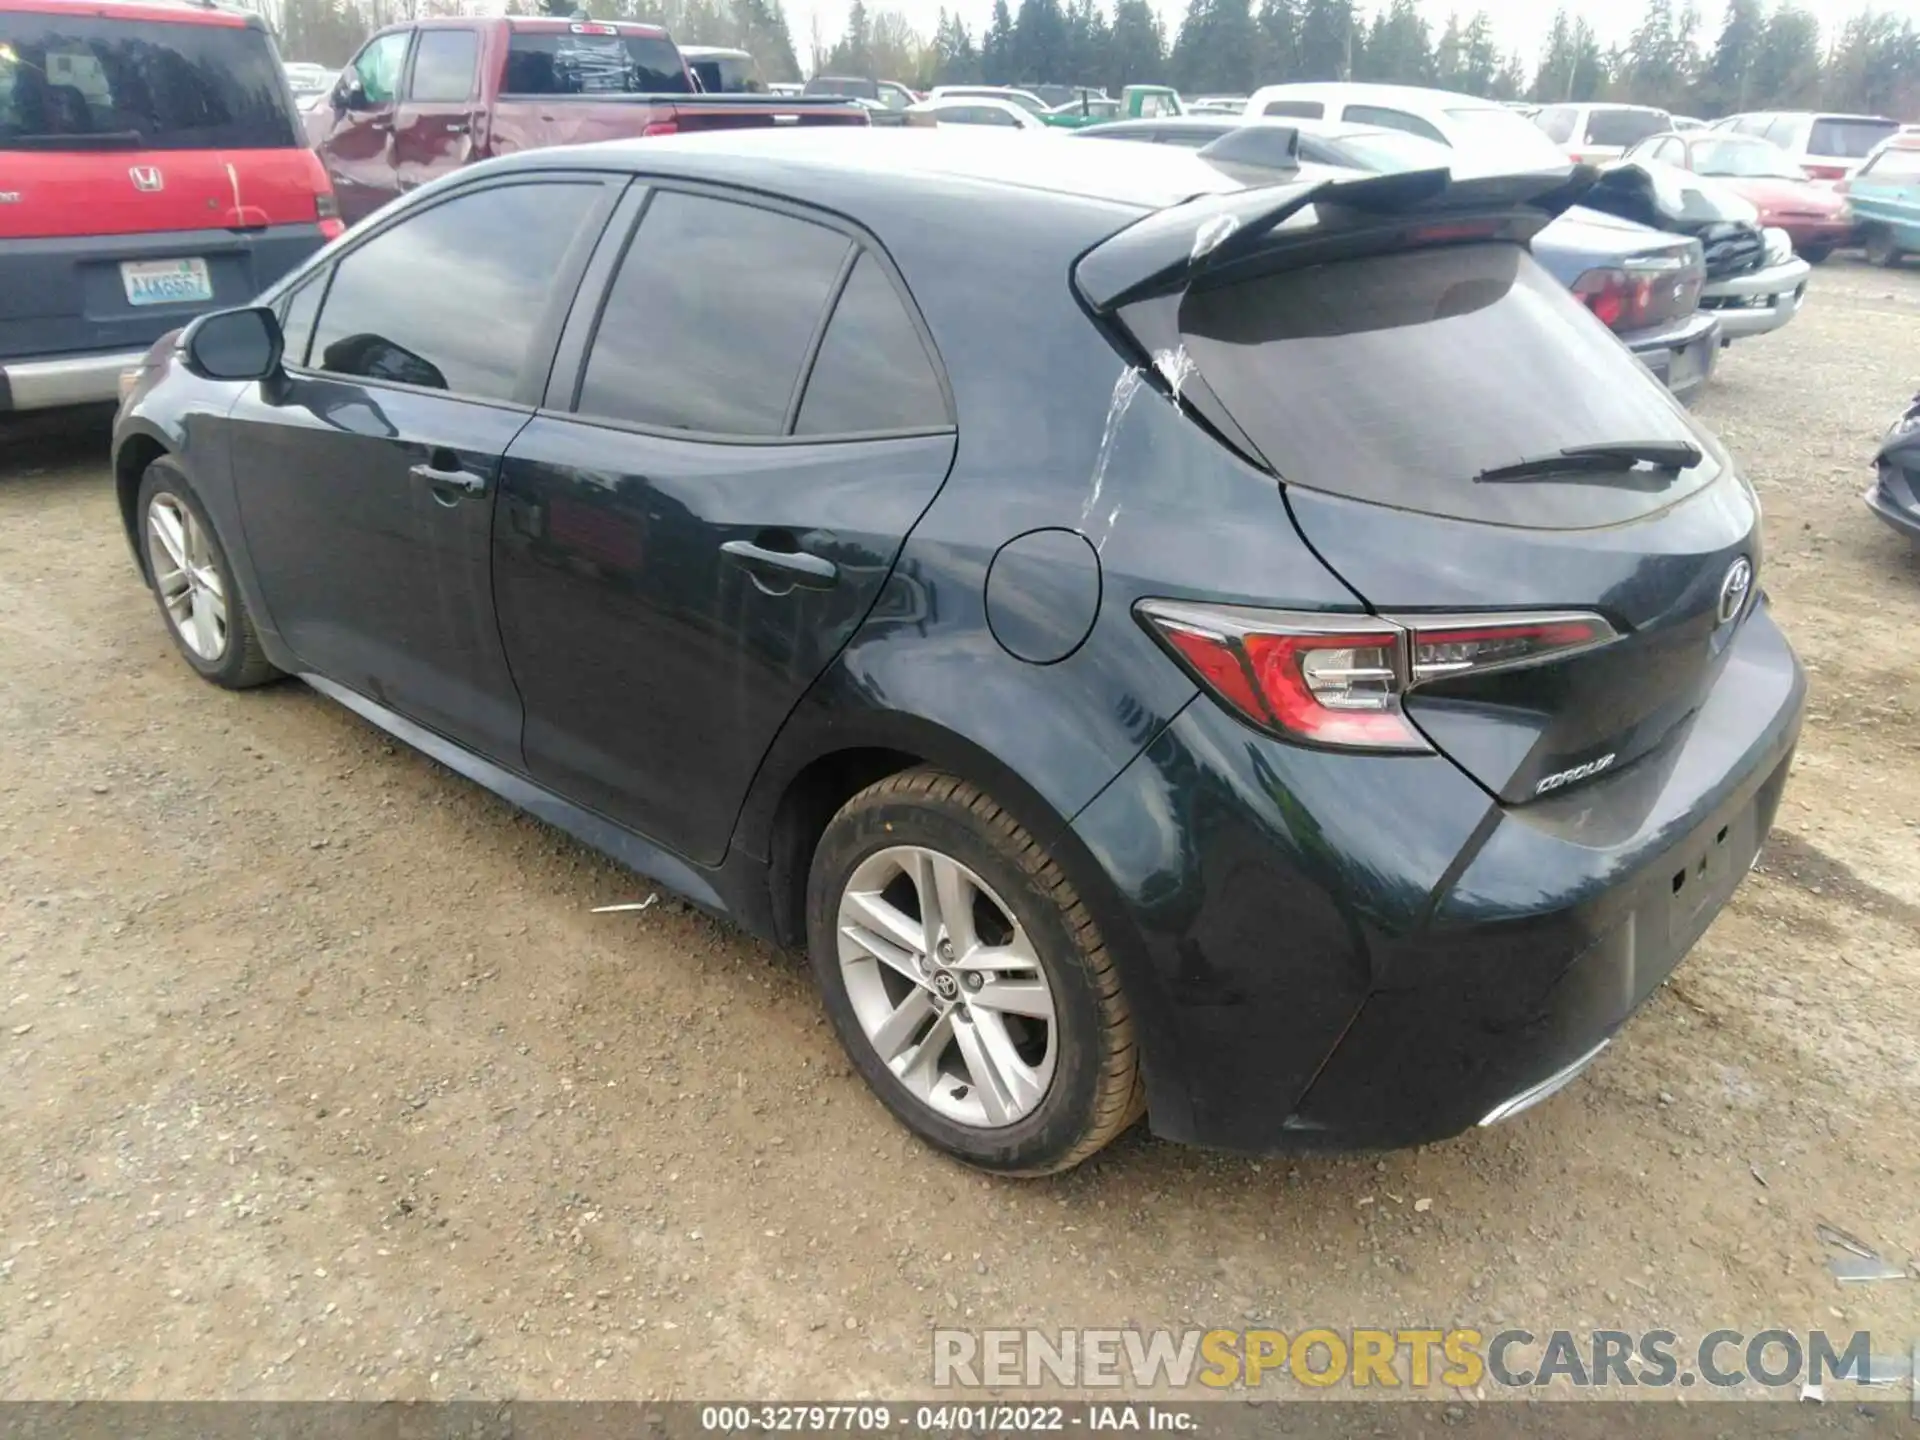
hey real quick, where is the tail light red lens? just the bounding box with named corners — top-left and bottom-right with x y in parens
top-left (642, 119), bottom-right (679, 137)
top-left (1803, 163), bottom-right (1849, 182)
top-left (315, 190), bottom-right (344, 241)
top-left (1571, 257), bottom-right (1689, 333)
top-left (1138, 601), bottom-right (1618, 752)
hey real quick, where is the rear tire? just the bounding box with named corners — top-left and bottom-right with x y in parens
top-left (1863, 226), bottom-right (1904, 268)
top-left (806, 768), bottom-right (1144, 1175)
top-left (137, 461), bottom-right (280, 690)
top-left (1800, 243), bottom-right (1832, 265)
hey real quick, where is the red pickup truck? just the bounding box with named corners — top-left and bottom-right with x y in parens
top-left (306, 16), bottom-right (868, 225)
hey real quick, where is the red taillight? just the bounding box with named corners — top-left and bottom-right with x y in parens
top-left (1803, 162), bottom-right (1849, 182)
top-left (570, 21), bottom-right (619, 33)
top-left (316, 190), bottom-right (343, 241)
top-left (1572, 259), bottom-right (1688, 333)
top-left (642, 119), bottom-right (678, 137)
top-left (1573, 267), bottom-right (1630, 328)
top-left (1139, 601), bottom-right (1617, 752)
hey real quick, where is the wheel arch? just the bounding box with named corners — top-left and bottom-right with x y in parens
top-left (113, 424), bottom-right (173, 579)
top-left (737, 708), bottom-right (1186, 1135)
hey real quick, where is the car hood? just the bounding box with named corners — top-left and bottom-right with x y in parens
top-left (1711, 174), bottom-right (1849, 216)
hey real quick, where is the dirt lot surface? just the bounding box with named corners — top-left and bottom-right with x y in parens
top-left (1, 263), bottom-right (1917, 1405)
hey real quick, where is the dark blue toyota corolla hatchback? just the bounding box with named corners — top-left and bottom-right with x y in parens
top-left (112, 130), bottom-right (1805, 1174)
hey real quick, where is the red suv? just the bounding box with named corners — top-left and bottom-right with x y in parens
top-left (0, 0), bottom-right (340, 412)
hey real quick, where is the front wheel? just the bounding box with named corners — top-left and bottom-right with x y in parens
top-left (1800, 242), bottom-right (1833, 265)
top-left (806, 768), bottom-right (1144, 1175)
top-left (137, 461), bottom-right (280, 690)
top-left (1863, 226), bottom-right (1904, 268)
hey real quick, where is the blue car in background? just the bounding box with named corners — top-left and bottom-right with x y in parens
top-left (1840, 134), bottom-right (1920, 267)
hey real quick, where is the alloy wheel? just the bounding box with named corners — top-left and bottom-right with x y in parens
top-left (146, 493), bottom-right (228, 662)
top-left (835, 845), bottom-right (1058, 1128)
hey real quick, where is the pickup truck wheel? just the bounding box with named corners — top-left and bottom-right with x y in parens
top-left (137, 462), bottom-right (280, 690)
top-left (1800, 243), bottom-right (1832, 265)
top-left (806, 768), bottom-right (1144, 1176)
top-left (1863, 227), bottom-right (1904, 268)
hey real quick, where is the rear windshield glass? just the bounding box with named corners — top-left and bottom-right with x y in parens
top-left (1179, 243), bottom-right (1718, 529)
top-left (1585, 108), bottom-right (1668, 146)
top-left (0, 13), bottom-right (295, 150)
top-left (1809, 116), bottom-right (1898, 159)
top-left (503, 29), bottom-right (689, 95)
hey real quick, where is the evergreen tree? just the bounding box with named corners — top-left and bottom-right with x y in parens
top-left (1699, 0), bottom-right (1763, 113)
top-left (981, 0), bottom-right (1015, 81)
top-left (1750, 3), bottom-right (1820, 108)
top-left (1357, 0), bottom-right (1431, 85)
top-left (1105, 0), bottom-right (1166, 89)
top-left (1296, 0), bottom-right (1358, 80)
top-left (1011, 0), bottom-right (1070, 83)
top-left (1255, 0), bottom-right (1301, 82)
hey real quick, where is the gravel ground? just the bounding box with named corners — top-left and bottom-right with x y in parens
top-left (0, 262), bottom-right (1916, 1402)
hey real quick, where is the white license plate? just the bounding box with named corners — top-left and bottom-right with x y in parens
top-left (1668, 337), bottom-right (1707, 390)
top-left (122, 258), bottom-right (213, 307)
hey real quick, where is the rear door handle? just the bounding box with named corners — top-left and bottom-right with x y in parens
top-left (410, 454), bottom-right (489, 501)
top-left (720, 538), bottom-right (838, 591)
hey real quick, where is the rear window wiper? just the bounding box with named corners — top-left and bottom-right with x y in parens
top-left (1475, 439), bottom-right (1705, 484)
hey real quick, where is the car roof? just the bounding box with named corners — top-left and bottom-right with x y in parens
top-left (678, 45), bottom-right (751, 58)
top-left (1245, 82), bottom-right (1506, 113)
top-left (504, 127), bottom-right (1250, 212)
top-left (503, 15), bottom-right (669, 34)
top-left (0, 0), bottom-right (258, 26)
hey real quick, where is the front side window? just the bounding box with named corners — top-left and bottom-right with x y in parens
top-left (409, 30), bottom-right (478, 104)
top-left (277, 271), bottom-right (326, 368)
top-left (576, 190), bottom-right (851, 435)
top-left (310, 181), bottom-right (602, 400)
top-left (0, 12), bottom-right (296, 150)
top-left (1139, 92), bottom-right (1177, 118)
top-left (352, 31), bottom-right (410, 107)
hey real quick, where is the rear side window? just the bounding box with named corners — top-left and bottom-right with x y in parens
top-left (0, 12), bottom-right (296, 150)
top-left (1345, 105), bottom-right (1444, 143)
top-left (1810, 116), bottom-right (1898, 159)
top-left (409, 30), bottom-right (478, 103)
top-left (503, 29), bottom-right (689, 95)
top-left (1536, 106), bottom-right (1577, 144)
top-left (311, 181), bottom-right (602, 400)
top-left (577, 190), bottom-right (851, 435)
top-left (795, 255), bottom-right (947, 436)
top-left (1584, 108), bottom-right (1668, 146)
top-left (1761, 115), bottom-right (1802, 148)
top-left (1177, 244), bottom-right (1718, 529)
top-left (1262, 100), bottom-right (1323, 118)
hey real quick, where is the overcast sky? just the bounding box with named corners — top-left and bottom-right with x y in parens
top-left (791, 0), bottom-right (1920, 76)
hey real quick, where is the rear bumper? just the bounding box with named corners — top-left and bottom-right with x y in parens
top-left (1866, 459), bottom-right (1920, 542)
top-left (1624, 310), bottom-right (1720, 405)
top-left (0, 348), bottom-right (148, 412)
top-left (1072, 601), bottom-right (1805, 1153)
top-left (1701, 256), bottom-right (1811, 340)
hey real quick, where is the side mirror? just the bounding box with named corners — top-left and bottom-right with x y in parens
top-left (182, 306), bottom-right (283, 382)
top-left (336, 74), bottom-right (367, 111)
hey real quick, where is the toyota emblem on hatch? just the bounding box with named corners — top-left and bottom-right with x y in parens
top-left (129, 165), bottom-right (164, 192)
top-left (1717, 557), bottom-right (1753, 626)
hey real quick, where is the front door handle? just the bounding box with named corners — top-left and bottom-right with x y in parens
top-left (720, 538), bottom-right (839, 591)
top-left (446, 120), bottom-right (470, 134)
top-left (410, 456), bottom-right (488, 501)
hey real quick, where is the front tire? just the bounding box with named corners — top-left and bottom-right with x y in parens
top-left (1863, 226), bottom-right (1904, 268)
top-left (806, 768), bottom-right (1144, 1175)
top-left (1800, 242), bottom-right (1832, 265)
top-left (137, 461), bottom-right (280, 690)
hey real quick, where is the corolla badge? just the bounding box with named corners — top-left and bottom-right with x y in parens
top-left (1717, 557), bottom-right (1753, 626)
top-left (129, 165), bottom-right (164, 192)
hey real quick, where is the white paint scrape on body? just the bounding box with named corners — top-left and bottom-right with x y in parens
top-left (1190, 213), bottom-right (1239, 262)
top-left (1080, 366), bottom-right (1143, 536)
top-left (1152, 345), bottom-right (1196, 406)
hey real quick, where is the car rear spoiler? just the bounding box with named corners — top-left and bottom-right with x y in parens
top-left (1074, 163), bottom-right (1599, 312)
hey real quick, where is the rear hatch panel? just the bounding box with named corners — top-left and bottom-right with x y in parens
top-left (1076, 166), bottom-right (1763, 808)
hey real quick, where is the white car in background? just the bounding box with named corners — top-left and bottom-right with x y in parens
top-left (1533, 101), bottom-right (1674, 164)
top-left (1240, 82), bottom-right (1571, 175)
top-left (906, 96), bottom-right (1047, 131)
top-left (1710, 110), bottom-right (1903, 182)
top-left (926, 85), bottom-right (1051, 119)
